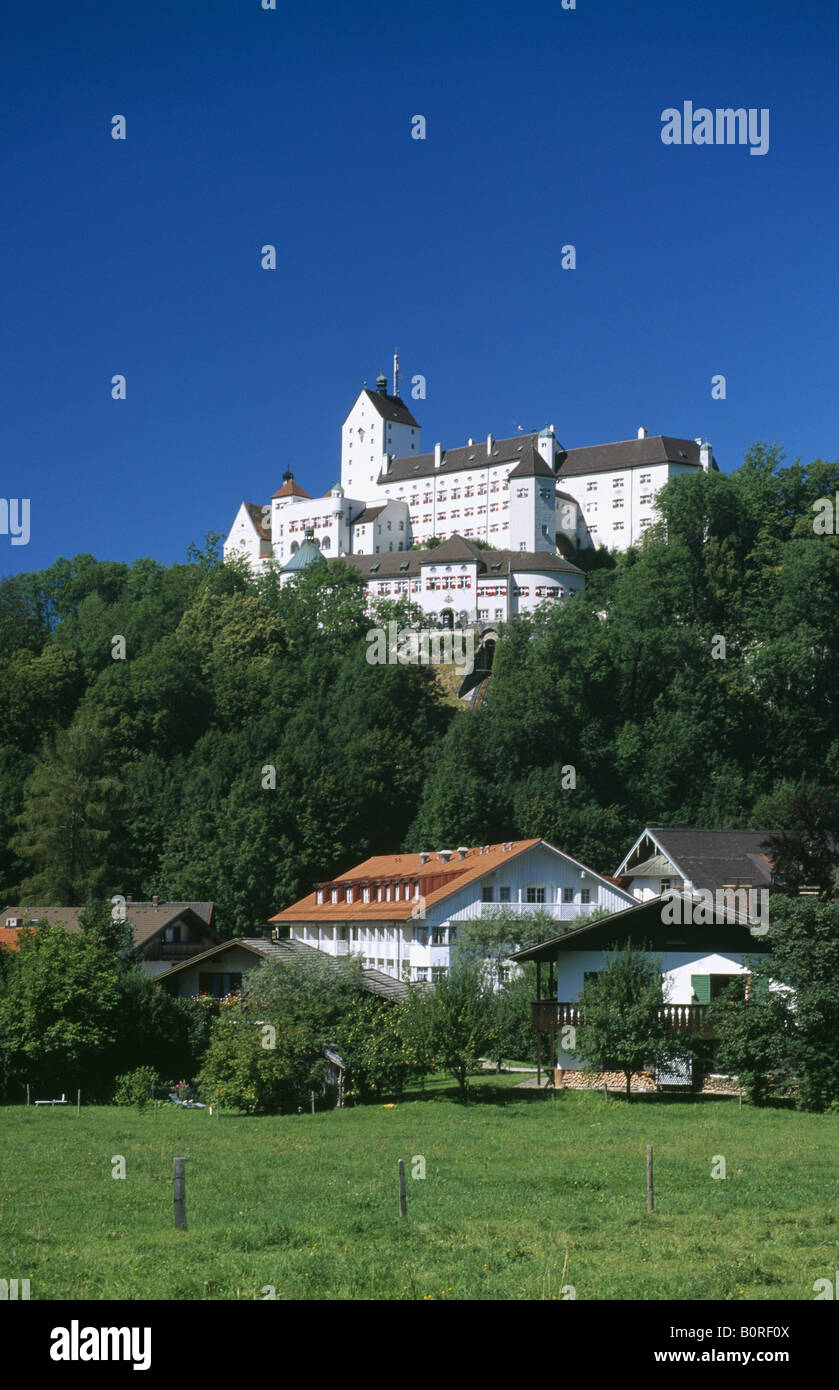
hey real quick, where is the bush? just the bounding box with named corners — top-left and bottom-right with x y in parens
top-left (113, 1065), bottom-right (162, 1109)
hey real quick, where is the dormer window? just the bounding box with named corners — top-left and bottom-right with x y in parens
top-left (316, 889), bottom-right (325, 905)
top-left (331, 888), bottom-right (339, 904)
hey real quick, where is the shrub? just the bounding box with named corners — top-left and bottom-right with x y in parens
top-left (113, 1064), bottom-right (162, 1110)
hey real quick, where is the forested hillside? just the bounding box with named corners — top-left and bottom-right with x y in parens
top-left (1, 444), bottom-right (837, 933)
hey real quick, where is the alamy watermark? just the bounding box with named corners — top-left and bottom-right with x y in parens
top-left (661, 103), bottom-right (769, 156)
top-left (366, 621), bottom-right (475, 676)
top-left (0, 498), bottom-right (30, 545)
top-left (661, 888), bottom-right (769, 936)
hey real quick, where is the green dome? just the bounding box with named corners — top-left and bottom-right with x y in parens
top-left (281, 533), bottom-right (328, 574)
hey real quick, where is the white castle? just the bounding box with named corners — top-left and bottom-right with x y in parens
top-left (224, 358), bottom-right (717, 624)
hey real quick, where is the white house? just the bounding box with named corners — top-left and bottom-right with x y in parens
top-left (513, 894), bottom-right (775, 1086)
top-left (269, 839), bottom-right (636, 984)
top-left (613, 827), bottom-right (780, 906)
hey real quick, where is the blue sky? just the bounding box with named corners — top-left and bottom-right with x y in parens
top-left (2, 0), bottom-right (837, 575)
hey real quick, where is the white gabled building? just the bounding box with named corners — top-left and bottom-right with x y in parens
top-left (269, 839), bottom-right (636, 983)
top-left (224, 368), bottom-right (719, 601)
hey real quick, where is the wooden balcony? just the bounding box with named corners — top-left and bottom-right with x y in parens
top-left (532, 1000), bottom-right (713, 1036)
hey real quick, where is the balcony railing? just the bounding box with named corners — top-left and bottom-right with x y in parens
top-left (459, 901), bottom-right (599, 921)
top-left (532, 1000), bottom-right (713, 1036)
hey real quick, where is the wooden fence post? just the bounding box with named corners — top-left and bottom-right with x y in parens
top-left (26, 1084), bottom-right (30, 1106)
top-left (398, 1158), bottom-right (407, 1218)
top-left (646, 1144), bottom-right (654, 1212)
top-left (173, 1157), bottom-right (187, 1230)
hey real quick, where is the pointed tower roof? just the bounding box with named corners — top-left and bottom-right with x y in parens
top-left (272, 469), bottom-right (311, 500)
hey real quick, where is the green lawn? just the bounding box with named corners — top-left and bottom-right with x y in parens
top-left (1, 1076), bottom-right (836, 1300)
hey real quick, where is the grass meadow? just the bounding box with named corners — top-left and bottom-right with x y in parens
top-left (1, 1075), bottom-right (836, 1301)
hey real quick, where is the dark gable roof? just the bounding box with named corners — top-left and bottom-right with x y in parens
top-left (557, 436), bottom-right (709, 478)
top-left (331, 536), bottom-right (583, 581)
top-left (510, 895), bottom-right (772, 964)
top-left (244, 503), bottom-right (271, 540)
top-left (490, 551), bottom-right (583, 576)
top-left (507, 447), bottom-right (556, 480)
top-left (644, 828), bottom-right (780, 893)
top-left (362, 389), bottom-right (420, 429)
top-left (379, 433), bottom-right (541, 484)
top-left (352, 505), bottom-right (387, 527)
top-left (418, 534), bottom-right (489, 565)
top-left (0, 902), bottom-right (216, 950)
top-left (156, 935), bottom-right (409, 1000)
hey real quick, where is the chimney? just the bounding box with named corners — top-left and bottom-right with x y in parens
top-left (434, 442), bottom-right (442, 469)
top-left (467, 438), bottom-right (474, 447)
top-left (438, 849), bottom-right (453, 864)
top-left (699, 439), bottom-right (712, 471)
top-left (637, 427), bottom-right (647, 439)
top-left (419, 851), bottom-right (430, 865)
top-left (152, 895), bottom-right (159, 909)
top-left (457, 846), bottom-right (469, 861)
top-left (486, 433), bottom-right (493, 456)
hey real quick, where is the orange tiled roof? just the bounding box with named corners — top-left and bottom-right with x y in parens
top-left (0, 926), bottom-right (30, 952)
top-left (271, 479), bottom-right (311, 500)
top-left (270, 840), bottom-right (543, 921)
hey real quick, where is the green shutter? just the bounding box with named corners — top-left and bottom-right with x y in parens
top-left (691, 974), bottom-right (711, 1004)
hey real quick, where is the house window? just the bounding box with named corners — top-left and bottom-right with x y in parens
top-left (580, 889), bottom-right (590, 905)
top-left (363, 887), bottom-right (370, 903)
top-left (499, 886), bottom-right (511, 902)
top-left (415, 968), bottom-right (428, 981)
top-left (563, 887), bottom-right (574, 903)
top-left (660, 879), bottom-right (672, 893)
top-left (430, 928), bottom-right (446, 946)
top-left (431, 966), bottom-right (447, 983)
top-left (526, 886), bottom-right (546, 904)
top-left (482, 886), bottom-right (495, 903)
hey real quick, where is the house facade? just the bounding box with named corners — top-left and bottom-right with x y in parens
top-left (613, 827), bottom-right (780, 906)
top-left (1, 901), bottom-right (218, 977)
top-left (269, 839), bottom-right (636, 983)
top-left (513, 895), bottom-right (775, 1086)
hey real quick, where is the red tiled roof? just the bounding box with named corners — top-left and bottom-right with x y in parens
top-left (271, 479), bottom-right (311, 500)
top-left (0, 926), bottom-right (30, 952)
top-left (271, 840), bottom-right (543, 922)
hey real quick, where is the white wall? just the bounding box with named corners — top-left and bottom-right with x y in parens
top-left (551, 947), bottom-right (760, 1066)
